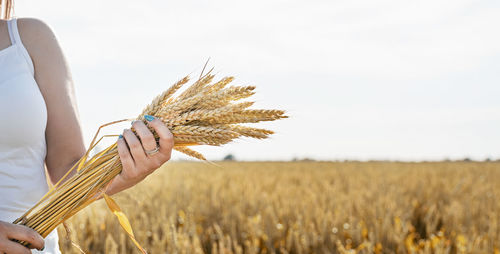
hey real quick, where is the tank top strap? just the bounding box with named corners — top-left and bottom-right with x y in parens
top-left (6, 18), bottom-right (35, 76)
top-left (7, 18), bottom-right (18, 45)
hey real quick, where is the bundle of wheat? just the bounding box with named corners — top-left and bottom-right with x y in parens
top-left (12, 71), bottom-right (287, 253)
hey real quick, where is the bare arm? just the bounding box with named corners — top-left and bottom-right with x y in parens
top-left (18, 18), bottom-right (85, 184)
top-left (18, 18), bottom-right (174, 192)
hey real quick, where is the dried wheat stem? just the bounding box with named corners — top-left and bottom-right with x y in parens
top-left (206, 76), bottom-right (234, 93)
top-left (223, 125), bottom-right (274, 139)
top-left (177, 73), bottom-right (214, 100)
top-left (138, 76), bottom-right (189, 118)
top-left (173, 147), bottom-right (206, 160)
top-left (172, 126), bottom-right (239, 139)
top-left (13, 70), bottom-right (287, 252)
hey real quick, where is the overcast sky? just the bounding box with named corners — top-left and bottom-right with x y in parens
top-left (13, 0), bottom-right (500, 161)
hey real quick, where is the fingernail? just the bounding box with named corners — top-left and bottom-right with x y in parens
top-left (38, 246), bottom-right (45, 251)
top-left (144, 115), bottom-right (155, 122)
top-left (118, 134), bottom-right (123, 139)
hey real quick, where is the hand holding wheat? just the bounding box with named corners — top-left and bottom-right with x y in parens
top-left (107, 118), bottom-right (174, 195)
top-left (0, 221), bottom-right (45, 252)
top-left (13, 70), bottom-right (287, 253)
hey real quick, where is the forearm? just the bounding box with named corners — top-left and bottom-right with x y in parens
top-left (103, 175), bottom-right (138, 197)
top-left (46, 157), bottom-right (82, 185)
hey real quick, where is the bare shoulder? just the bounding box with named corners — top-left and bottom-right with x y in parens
top-left (16, 17), bottom-right (61, 62)
top-left (17, 17), bottom-right (56, 43)
top-left (15, 17), bottom-right (71, 91)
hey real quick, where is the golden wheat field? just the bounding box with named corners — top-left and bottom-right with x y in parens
top-left (57, 161), bottom-right (500, 254)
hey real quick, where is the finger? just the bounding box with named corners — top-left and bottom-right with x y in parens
top-left (0, 240), bottom-right (31, 254)
top-left (144, 116), bottom-right (174, 157)
top-left (5, 224), bottom-right (44, 251)
top-left (131, 121), bottom-right (157, 152)
top-left (122, 129), bottom-right (147, 162)
top-left (117, 136), bottom-right (135, 169)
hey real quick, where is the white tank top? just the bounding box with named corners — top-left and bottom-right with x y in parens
top-left (0, 18), bottom-right (61, 254)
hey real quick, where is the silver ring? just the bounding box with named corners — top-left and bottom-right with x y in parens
top-left (145, 145), bottom-right (160, 155)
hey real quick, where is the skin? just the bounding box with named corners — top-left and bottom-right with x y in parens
top-left (0, 18), bottom-right (174, 253)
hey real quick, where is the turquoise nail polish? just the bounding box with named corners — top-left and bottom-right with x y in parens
top-left (118, 134), bottom-right (123, 139)
top-left (144, 115), bottom-right (155, 122)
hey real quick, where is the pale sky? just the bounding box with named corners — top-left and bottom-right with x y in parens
top-left (13, 0), bottom-right (500, 161)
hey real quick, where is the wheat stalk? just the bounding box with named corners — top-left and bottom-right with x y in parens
top-left (12, 71), bottom-right (287, 253)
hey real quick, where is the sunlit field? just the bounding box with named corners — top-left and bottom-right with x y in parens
top-left (58, 161), bottom-right (500, 253)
